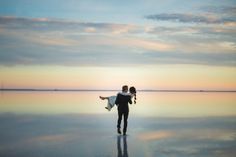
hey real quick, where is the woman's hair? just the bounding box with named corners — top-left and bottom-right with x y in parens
top-left (129, 86), bottom-right (137, 104)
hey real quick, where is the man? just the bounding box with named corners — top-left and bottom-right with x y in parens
top-left (115, 85), bottom-right (132, 135)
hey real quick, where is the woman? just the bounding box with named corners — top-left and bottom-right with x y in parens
top-left (99, 86), bottom-right (137, 111)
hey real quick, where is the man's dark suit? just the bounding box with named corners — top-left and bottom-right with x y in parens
top-left (115, 93), bottom-right (132, 134)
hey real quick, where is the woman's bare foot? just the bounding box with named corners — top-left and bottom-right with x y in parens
top-left (99, 96), bottom-right (105, 100)
top-left (99, 96), bottom-right (108, 100)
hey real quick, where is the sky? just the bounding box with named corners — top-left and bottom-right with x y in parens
top-left (0, 0), bottom-right (236, 90)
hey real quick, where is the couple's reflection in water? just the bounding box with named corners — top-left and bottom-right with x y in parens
top-left (117, 135), bottom-right (128, 157)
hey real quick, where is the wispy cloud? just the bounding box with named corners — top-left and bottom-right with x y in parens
top-left (145, 6), bottom-right (236, 24)
top-left (0, 16), bottom-right (141, 34)
top-left (145, 13), bottom-right (236, 24)
top-left (0, 15), bottom-right (235, 66)
top-left (201, 6), bottom-right (236, 15)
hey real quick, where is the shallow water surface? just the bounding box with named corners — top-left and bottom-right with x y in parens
top-left (0, 91), bottom-right (235, 157)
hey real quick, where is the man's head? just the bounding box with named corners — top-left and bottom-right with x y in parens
top-left (122, 85), bottom-right (128, 93)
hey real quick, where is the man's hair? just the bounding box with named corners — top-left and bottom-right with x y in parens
top-left (122, 85), bottom-right (128, 92)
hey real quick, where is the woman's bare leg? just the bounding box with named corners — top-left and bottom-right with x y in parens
top-left (99, 96), bottom-right (109, 100)
top-left (99, 96), bottom-right (110, 111)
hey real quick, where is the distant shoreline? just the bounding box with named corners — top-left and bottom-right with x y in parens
top-left (0, 88), bottom-right (236, 92)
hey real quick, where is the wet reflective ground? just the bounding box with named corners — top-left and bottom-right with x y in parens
top-left (0, 92), bottom-right (235, 157)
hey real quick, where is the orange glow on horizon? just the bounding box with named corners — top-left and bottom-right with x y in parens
top-left (0, 65), bottom-right (235, 90)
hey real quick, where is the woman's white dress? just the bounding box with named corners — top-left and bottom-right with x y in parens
top-left (106, 96), bottom-right (117, 111)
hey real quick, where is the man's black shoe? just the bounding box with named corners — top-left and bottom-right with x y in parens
top-left (123, 132), bottom-right (126, 136)
top-left (117, 128), bottom-right (121, 134)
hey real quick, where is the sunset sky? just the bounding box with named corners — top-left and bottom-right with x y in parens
top-left (0, 0), bottom-right (236, 90)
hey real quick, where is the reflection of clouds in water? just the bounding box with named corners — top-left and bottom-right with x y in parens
top-left (132, 117), bottom-right (236, 157)
top-left (137, 129), bottom-right (236, 142)
top-left (154, 144), bottom-right (236, 157)
top-left (0, 133), bottom-right (80, 152)
top-left (25, 133), bottom-right (79, 144)
top-left (174, 129), bottom-right (236, 141)
top-left (0, 114), bottom-right (235, 157)
top-left (141, 129), bottom-right (236, 157)
top-left (137, 128), bottom-right (236, 157)
top-left (137, 131), bottom-right (173, 141)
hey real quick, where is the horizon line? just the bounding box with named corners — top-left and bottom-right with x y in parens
top-left (0, 88), bottom-right (236, 92)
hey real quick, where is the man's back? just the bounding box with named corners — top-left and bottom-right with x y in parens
top-left (115, 93), bottom-right (132, 111)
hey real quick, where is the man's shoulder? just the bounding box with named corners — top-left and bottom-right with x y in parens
top-left (117, 94), bottom-right (131, 100)
top-left (118, 92), bottom-right (131, 97)
top-left (121, 92), bottom-right (131, 95)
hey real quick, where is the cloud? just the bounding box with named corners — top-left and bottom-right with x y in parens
top-left (145, 6), bottom-right (236, 24)
top-left (1, 40), bottom-right (235, 66)
top-left (145, 51), bottom-right (236, 66)
top-left (0, 16), bottom-right (141, 34)
top-left (145, 13), bottom-right (236, 24)
top-left (201, 6), bottom-right (236, 15)
top-left (145, 24), bottom-right (236, 55)
top-left (0, 16), bottom-right (236, 66)
top-left (146, 25), bottom-right (236, 36)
